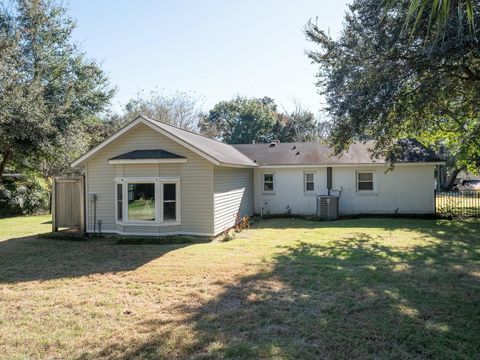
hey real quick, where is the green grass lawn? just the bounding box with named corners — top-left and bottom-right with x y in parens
top-left (0, 216), bottom-right (479, 359)
top-left (0, 214), bottom-right (51, 241)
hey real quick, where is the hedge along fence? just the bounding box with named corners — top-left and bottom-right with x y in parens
top-left (0, 175), bottom-right (50, 217)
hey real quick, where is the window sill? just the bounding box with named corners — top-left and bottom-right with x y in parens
top-left (262, 192), bottom-right (275, 195)
top-left (116, 221), bottom-right (181, 227)
top-left (356, 191), bottom-right (378, 196)
top-left (304, 192), bottom-right (316, 196)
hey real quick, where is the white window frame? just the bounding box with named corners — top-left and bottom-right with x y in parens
top-left (356, 171), bottom-right (377, 194)
top-left (262, 172), bottom-right (275, 193)
top-left (116, 182), bottom-right (123, 222)
top-left (304, 172), bottom-right (315, 193)
top-left (114, 176), bottom-right (181, 226)
top-left (160, 182), bottom-right (181, 224)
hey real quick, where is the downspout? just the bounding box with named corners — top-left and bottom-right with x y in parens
top-left (327, 167), bottom-right (332, 196)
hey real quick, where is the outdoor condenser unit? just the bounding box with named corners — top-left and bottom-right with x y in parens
top-left (317, 195), bottom-right (339, 220)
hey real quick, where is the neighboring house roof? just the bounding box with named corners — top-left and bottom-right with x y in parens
top-left (233, 140), bottom-right (443, 166)
top-left (109, 149), bottom-right (185, 160)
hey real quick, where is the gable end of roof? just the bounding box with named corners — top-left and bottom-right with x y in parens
top-left (71, 115), bottom-right (257, 168)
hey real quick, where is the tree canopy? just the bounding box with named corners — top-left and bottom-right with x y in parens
top-left (306, 0), bottom-right (480, 177)
top-left (199, 97), bottom-right (278, 144)
top-left (0, 0), bottom-right (113, 179)
top-left (385, 0), bottom-right (476, 40)
top-left (199, 97), bottom-right (326, 144)
top-left (119, 90), bottom-right (202, 130)
top-left (273, 102), bottom-right (329, 143)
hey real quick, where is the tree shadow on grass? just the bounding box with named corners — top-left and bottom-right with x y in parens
top-left (97, 220), bottom-right (480, 359)
top-left (0, 235), bottom-right (190, 284)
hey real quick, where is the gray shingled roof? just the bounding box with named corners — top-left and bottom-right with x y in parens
top-left (73, 114), bottom-right (443, 168)
top-left (143, 116), bottom-right (257, 167)
top-left (109, 149), bottom-right (185, 161)
top-left (233, 140), bottom-right (442, 166)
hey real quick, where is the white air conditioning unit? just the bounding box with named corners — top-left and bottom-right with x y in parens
top-left (317, 196), bottom-right (338, 220)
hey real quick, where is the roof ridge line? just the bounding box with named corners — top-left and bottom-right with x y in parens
top-left (140, 114), bottom-right (229, 146)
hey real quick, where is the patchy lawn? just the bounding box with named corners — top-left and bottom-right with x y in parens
top-left (0, 217), bottom-right (479, 359)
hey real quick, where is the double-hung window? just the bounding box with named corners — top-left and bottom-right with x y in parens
top-left (162, 183), bottom-right (177, 221)
top-left (263, 173), bottom-right (274, 193)
top-left (116, 183), bottom-right (123, 221)
top-left (115, 177), bottom-right (180, 225)
top-left (304, 172), bottom-right (315, 193)
top-left (356, 171), bottom-right (375, 193)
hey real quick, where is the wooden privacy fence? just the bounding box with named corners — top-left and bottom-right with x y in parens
top-left (52, 177), bottom-right (85, 232)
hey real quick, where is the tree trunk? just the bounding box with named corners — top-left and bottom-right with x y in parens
top-left (0, 151), bottom-right (11, 181)
top-left (443, 167), bottom-right (463, 190)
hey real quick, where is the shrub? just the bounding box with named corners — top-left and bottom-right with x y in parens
top-left (234, 213), bottom-right (250, 232)
top-left (0, 176), bottom-right (50, 217)
top-left (221, 229), bottom-right (236, 242)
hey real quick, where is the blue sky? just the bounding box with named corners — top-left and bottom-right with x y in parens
top-left (69, 0), bottom-right (350, 115)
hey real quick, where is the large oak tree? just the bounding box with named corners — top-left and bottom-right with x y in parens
top-left (199, 96), bottom-right (278, 144)
top-left (0, 0), bottom-right (112, 179)
top-left (306, 0), bottom-right (480, 186)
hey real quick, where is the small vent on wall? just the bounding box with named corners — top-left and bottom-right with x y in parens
top-left (317, 196), bottom-right (338, 220)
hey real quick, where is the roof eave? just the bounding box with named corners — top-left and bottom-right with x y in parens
top-left (217, 162), bottom-right (258, 168)
top-left (257, 161), bottom-right (445, 168)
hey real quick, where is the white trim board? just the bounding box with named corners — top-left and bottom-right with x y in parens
top-left (88, 230), bottom-right (215, 237)
top-left (257, 162), bottom-right (445, 169)
top-left (108, 158), bottom-right (187, 165)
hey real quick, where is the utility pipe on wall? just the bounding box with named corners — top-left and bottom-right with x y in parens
top-left (327, 167), bottom-right (332, 196)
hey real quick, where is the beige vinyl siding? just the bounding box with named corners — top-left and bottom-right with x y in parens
top-left (120, 225), bottom-right (182, 235)
top-left (85, 122), bottom-right (214, 235)
top-left (213, 167), bottom-right (253, 235)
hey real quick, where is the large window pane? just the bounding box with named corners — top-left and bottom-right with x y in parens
top-left (128, 183), bottom-right (155, 221)
top-left (163, 183), bottom-right (176, 221)
top-left (117, 183), bottom-right (123, 221)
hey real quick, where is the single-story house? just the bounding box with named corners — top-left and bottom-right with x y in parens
top-left (72, 115), bottom-right (444, 237)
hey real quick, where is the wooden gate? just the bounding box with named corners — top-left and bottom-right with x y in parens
top-left (52, 177), bottom-right (85, 232)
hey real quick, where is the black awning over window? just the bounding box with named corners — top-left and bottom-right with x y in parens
top-left (109, 149), bottom-right (185, 161)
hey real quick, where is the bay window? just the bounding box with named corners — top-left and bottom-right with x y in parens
top-left (115, 177), bottom-right (180, 225)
